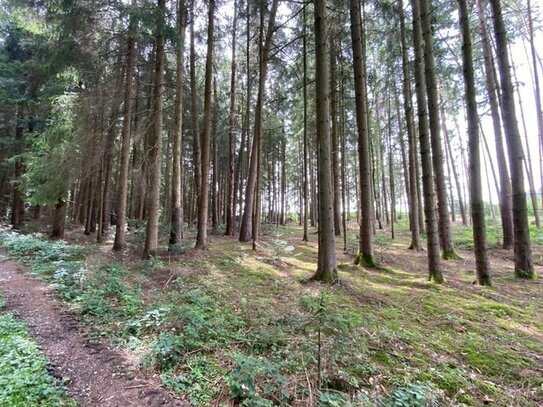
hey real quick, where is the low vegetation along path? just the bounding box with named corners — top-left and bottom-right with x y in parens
top-left (0, 251), bottom-right (183, 407)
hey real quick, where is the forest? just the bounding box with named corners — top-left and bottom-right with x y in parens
top-left (0, 0), bottom-right (542, 405)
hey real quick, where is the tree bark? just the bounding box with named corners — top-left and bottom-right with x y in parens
top-left (510, 53), bottom-right (541, 228)
top-left (51, 198), bottom-right (66, 239)
top-left (419, 0), bottom-right (457, 259)
top-left (340, 64), bottom-right (348, 251)
top-left (190, 0), bottom-right (201, 226)
top-left (281, 137), bottom-right (286, 225)
top-left (527, 0), bottom-right (543, 208)
top-left (411, 0), bottom-right (444, 282)
top-left (239, 0), bottom-right (279, 242)
top-left (195, 0), bottom-right (215, 249)
top-left (476, 0), bottom-right (513, 248)
top-left (388, 99), bottom-right (396, 239)
top-left (302, 5), bottom-right (309, 242)
top-left (143, 0), bottom-right (165, 258)
top-left (330, 36), bottom-right (341, 236)
top-left (10, 107), bottom-right (25, 229)
top-left (211, 77), bottom-right (219, 235)
top-left (458, 0), bottom-right (491, 286)
top-left (489, 0), bottom-right (534, 278)
top-left (443, 127), bottom-right (467, 226)
top-left (225, 0), bottom-right (238, 236)
top-left (350, 0), bottom-right (375, 267)
top-left (169, 0), bottom-right (186, 249)
top-left (311, 0), bottom-right (338, 283)
top-left (399, 1), bottom-right (421, 250)
top-left (439, 98), bottom-right (467, 226)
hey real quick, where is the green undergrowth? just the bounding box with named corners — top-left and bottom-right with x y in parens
top-left (0, 295), bottom-right (76, 406)
top-left (1, 226), bottom-right (542, 406)
top-left (453, 217), bottom-right (543, 249)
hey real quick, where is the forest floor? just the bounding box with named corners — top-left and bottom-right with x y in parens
top-left (0, 218), bottom-right (542, 406)
top-left (0, 249), bottom-right (185, 406)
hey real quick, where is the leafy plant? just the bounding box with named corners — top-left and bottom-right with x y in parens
top-left (228, 354), bottom-right (290, 406)
top-left (161, 355), bottom-right (223, 406)
top-left (144, 333), bottom-right (186, 370)
top-left (77, 263), bottom-right (142, 323)
top-left (318, 390), bottom-right (350, 406)
top-left (125, 307), bottom-right (170, 336)
top-left (383, 383), bottom-right (439, 407)
top-left (0, 312), bottom-right (75, 406)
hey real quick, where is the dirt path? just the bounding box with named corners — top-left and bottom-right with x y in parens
top-left (0, 252), bottom-right (185, 407)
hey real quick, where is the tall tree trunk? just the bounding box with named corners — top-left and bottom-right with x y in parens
top-left (510, 54), bottom-right (541, 228)
top-left (388, 99), bottom-right (396, 239)
top-left (458, 0), bottom-right (491, 286)
top-left (252, 124), bottom-right (262, 249)
top-left (236, 0), bottom-right (251, 231)
top-left (239, 0), bottom-right (279, 242)
top-left (340, 64), bottom-right (348, 251)
top-left (484, 157), bottom-right (496, 221)
top-left (190, 0), bottom-right (201, 226)
top-left (453, 116), bottom-right (471, 223)
top-left (395, 86), bottom-right (410, 223)
top-left (211, 77), bottom-right (219, 235)
top-left (476, 0), bottom-right (513, 248)
top-left (350, 0), bottom-right (374, 266)
top-left (96, 157), bottom-right (106, 243)
top-left (399, 0), bottom-right (421, 250)
top-left (281, 137), bottom-right (286, 225)
top-left (128, 75), bottom-right (142, 221)
top-left (302, 5), bottom-right (309, 242)
top-left (10, 107), bottom-right (25, 229)
top-left (439, 100), bottom-right (467, 226)
top-left (445, 137), bottom-right (456, 223)
top-left (51, 198), bottom-right (67, 239)
top-left (225, 0), bottom-right (238, 236)
top-left (481, 124), bottom-right (501, 202)
top-left (233, 113), bottom-right (246, 231)
top-left (380, 122), bottom-right (389, 226)
top-left (489, 0), bottom-right (534, 278)
top-left (330, 37), bottom-right (341, 236)
top-left (419, 0), bottom-right (457, 259)
top-left (143, 0), bottom-right (165, 258)
top-left (98, 89), bottom-right (123, 243)
top-left (416, 145), bottom-right (425, 234)
top-left (195, 0), bottom-right (215, 249)
top-left (443, 128), bottom-right (467, 226)
top-left (311, 0), bottom-right (338, 283)
top-left (411, 0), bottom-right (444, 282)
top-left (310, 156), bottom-right (318, 227)
top-left (169, 0), bottom-right (187, 249)
top-left (527, 0), bottom-right (543, 206)
top-left (163, 136), bottom-right (172, 225)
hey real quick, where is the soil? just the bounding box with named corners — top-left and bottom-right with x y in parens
top-left (0, 250), bottom-right (186, 407)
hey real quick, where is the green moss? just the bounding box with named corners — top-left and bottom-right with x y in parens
top-left (371, 350), bottom-right (396, 367)
top-left (477, 302), bottom-right (517, 318)
top-left (442, 249), bottom-right (462, 260)
top-left (463, 336), bottom-right (530, 381)
top-left (515, 267), bottom-right (537, 280)
top-left (354, 251), bottom-right (377, 268)
top-left (417, 366), bottom-right (474, 404)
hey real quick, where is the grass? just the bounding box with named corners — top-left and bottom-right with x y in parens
top-left (1, 218), bottom-right (542, 406)
top-left (0, 296), bottom-right (76, 406)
